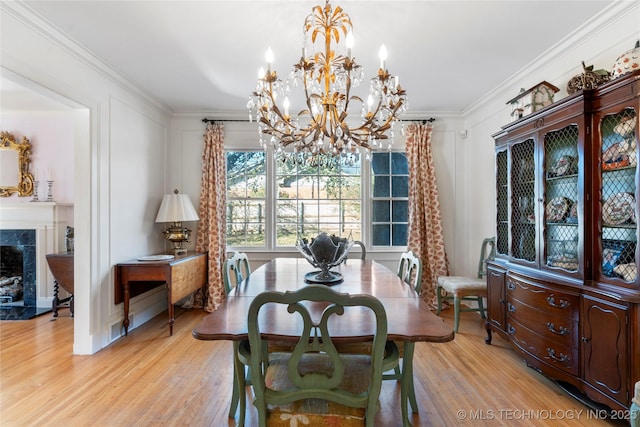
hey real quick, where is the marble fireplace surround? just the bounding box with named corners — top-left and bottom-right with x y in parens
top-left (0, 202), bottom-right (73, 308)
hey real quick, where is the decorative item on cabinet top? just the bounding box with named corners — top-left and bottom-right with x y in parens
top-left (566, 61), bottom-right (611, 94)
top-left (611, 40), bottom-right (640, 80)
top-left (507, 81), bottom-right (560, 122)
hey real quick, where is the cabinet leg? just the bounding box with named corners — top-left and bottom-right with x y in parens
top-left (485, 322), bottom-right (493, 345)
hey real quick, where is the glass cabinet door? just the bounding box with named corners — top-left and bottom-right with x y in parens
top-left (598, 107), bottom-right (638, 284)
top-left (496, 148), bottom-right (508, 257)
top-left (543, 124), bottom-right (580, 272)
top-left (510, 139), bottom-right (536, 262)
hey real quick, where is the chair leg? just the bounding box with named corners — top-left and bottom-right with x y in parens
top-left (453, 295), bottom-right (461, 333)
top-left (436, 286), bottom-right (443, 315)
top-left (231, 341), bottom-right (247, 426)
top-left (477, 296), bottom-right (486, 319)
top-left (401, 342), bottom-right (417, 426)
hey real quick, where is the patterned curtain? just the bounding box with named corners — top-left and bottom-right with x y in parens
top-left (405, 123), bottom-right (448, 308)
top-left (194, 123), bottom-right (227, 312)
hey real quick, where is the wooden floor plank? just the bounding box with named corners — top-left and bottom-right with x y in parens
top-left (0, 305), bottom-right (626, 426)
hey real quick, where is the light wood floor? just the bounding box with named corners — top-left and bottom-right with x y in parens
top-left (0, 305), bottom-right (627, 426)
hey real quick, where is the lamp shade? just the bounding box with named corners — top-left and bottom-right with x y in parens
top-left (155, 191), bottom-right (199, 223)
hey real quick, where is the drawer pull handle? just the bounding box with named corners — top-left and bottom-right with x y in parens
top-left (507, 281), bottom-right (516, 291)
top-left (547, 348), bottom-right (570, 363)
top-left (508, 303), bottom-right (516, 313)
top-left (546, 322), bottom-right (569, 335)
top-left (547, 296), bottom-right (570, 309)
top-left (508, 324), bottom-right (516, 335)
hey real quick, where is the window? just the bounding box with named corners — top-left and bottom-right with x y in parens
top-left (225, 150), bottom-right (408, 249)
top-left (275, 157), bottom-right (361, 245)
top-left (371, 152), bottom-right (409, 246)
top-left (226, 151), bottom-right (267, 246)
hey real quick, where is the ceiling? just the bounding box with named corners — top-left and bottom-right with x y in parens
top-left (5, 1), bottom-right (617, 115)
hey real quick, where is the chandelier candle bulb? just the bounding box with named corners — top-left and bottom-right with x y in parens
top-left (266, 47), bottom-right (273, 72)
top-left (346, 31), bottom-right (354, 59)
top-left (379, 44), bottom-right (387, 69)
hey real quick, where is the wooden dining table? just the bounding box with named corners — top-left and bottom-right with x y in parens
top-left (192, 257), bottom-right (455, 425)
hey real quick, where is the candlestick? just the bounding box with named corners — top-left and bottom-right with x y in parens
top-left (31, 181), bottom-right (40, 202)
top-left (45, 180), bottom-right (54, 202)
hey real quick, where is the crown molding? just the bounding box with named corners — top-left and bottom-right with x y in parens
top-left (464, 0), bottom-right (639, 116)
top-left (1, 1), bottom-right (173, 115)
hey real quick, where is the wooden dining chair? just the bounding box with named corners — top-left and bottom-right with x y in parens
top-left (240, 285), bottom-right (399, 427)
top-left (397, 250), bottom-right (422, 292)
top-left (224, 251), bottom-right (253, 424)
top-left (223, 251), bottom-right (251, 294)
top-left (436, 237), bottom-right (496, 332)
top-left (380, 250), bottom-right (424, 415)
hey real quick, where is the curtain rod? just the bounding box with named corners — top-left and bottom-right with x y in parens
top-left (404, 118), bottom-right (436, 124)
top-left (203, 117), bottom-right (435, 124)
top-left (202, 118), bottom-right (250, 124)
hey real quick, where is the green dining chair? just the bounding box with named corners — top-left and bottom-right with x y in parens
top-left (397, 250), bottom-right (423, 292)
top-left (224, 251), bottom-right (252, 425)
top-left (240, 285), bottom-right (399, 427)
top-left (223, 251), bottom-right (251, 294)
top-left (436, 237), bottom-right (496, 332)
top-left (345, 240), bottom-right (366, 262)
top-left (380, 250), bottom-right (423, 415)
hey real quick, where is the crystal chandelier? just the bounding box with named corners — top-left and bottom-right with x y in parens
top-left (248, 0), bottom-right (408, 166)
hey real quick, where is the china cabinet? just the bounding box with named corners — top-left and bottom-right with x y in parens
top-left (487, 70), bottom-right (640, 413)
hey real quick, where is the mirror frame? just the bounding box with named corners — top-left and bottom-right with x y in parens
top-left (1, 131), bottom-right (34, 197)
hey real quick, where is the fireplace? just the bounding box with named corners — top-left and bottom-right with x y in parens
top-left (0, 229), bottom-right (37, 307)
top-left (0, 202), bottom-right (73, 319)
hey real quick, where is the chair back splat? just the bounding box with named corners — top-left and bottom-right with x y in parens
top-left (243, 285), bottom-right (396, 427)
top-left (223, 251), bottom-right (251, 294)
top-left (397, 251), bottom-right (423, 292)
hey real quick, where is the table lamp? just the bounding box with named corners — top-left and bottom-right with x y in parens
top-left (155, 189), bottom-right (199, 255)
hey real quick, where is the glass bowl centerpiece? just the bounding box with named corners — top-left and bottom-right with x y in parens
top-left (296, 232), bottom-right (354, 284)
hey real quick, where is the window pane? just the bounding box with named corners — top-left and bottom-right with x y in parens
top-left (391, 152), bottom-right (409, 174)
top-left (392, 201), bottom-right (408, 222)
top-left (373, 225), bottom-right (391, 245)
top-left (246, 175), bottom-right (266, 198)
top-left (392, 176), bottom-right (408, 197)
top-left (371, 153), bottom-right (390, 174)
top-left (392, 224), bottom-right (408, 246)
top-left (372, 201), bottom-right (390, 222)
top-left (372, 176), bottom-right (390, 197)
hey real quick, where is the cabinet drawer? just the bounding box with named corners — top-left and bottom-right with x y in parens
top-left (507, 297), bottom-right (578, 348)
top-left (507, 317), bottom-right (579, 377)
top-left (506, 275), bottom-right (579, 320)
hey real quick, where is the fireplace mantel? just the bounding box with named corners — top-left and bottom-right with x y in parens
top-left (0, 202), bottom-right (73, 308)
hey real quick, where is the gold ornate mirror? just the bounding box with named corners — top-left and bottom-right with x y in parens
top-left (0, 131), bottom-right (34, 197)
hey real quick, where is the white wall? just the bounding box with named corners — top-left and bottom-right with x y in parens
top-left (1, 3), bottom-right (172, 354)
top-left (0, 112), bottom-right (75, 203)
